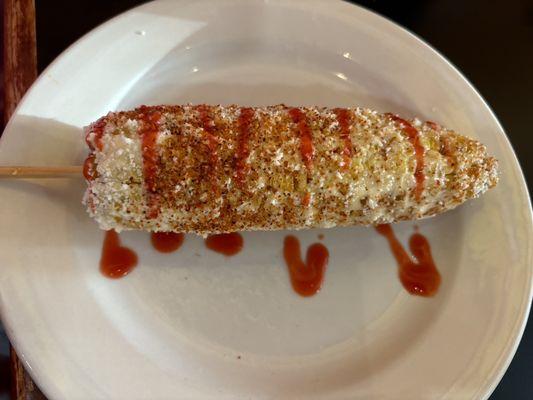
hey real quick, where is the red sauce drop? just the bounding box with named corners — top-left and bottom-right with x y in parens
top-left (100, 230), bottom-right (138, 279)
top-left (289, 108), bottom-right (314, 170)
top-left (283, 235), bottom-right (329, 297)
top-left (375, 224), bottom-right (440, 297)
top-left (205, 232), bottom-right (243, 256)
top-left (235, 107), bottom-right (255, 186)
top-left (318, 233), bottom-right (325, 240)
top-left (139, 109), bottom-right (162, 219)
top-left (83, 154), bottom-right (97, 181)
top-left (151, 232), bottom-right (185, 253)
top-left (333, 108), bottom-right (354, 169)
top-left (386, 114), bottom-right (425, 201)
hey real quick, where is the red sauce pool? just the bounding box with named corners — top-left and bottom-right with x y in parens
top-left (283, 235), bottom-right (329, 297)
top-left (289, 108), bottom-right (314, 170)
top-left (375, 224), bottom-right (440, 297)
top-left (386, 114), bottom-right (425, 201)
top-left (151, 232), bottom-right (185, 253)
top-left (205, 233), bottom-right (243, 256)
top-left (333, 108), bottom-right (354, 168)
top-left (235, 107), bottom-right (255, 186)
top-left (100, 230), bottom-right (138, 279)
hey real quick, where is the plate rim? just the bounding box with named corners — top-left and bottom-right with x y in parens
top-left (0, 0), bottom-right (531, 399)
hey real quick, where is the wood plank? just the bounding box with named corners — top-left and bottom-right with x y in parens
top-left (10, 351), bottom-right (46, 400)
top-left (3, 0), bottom-right (47, 399)
top-left (3, 0), bottom-right (37, 124)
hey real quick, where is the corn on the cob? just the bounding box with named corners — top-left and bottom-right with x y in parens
top-left (83, 104), bottom-right (498, 235)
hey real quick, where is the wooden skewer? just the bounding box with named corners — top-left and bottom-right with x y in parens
top-left (0, 166), bottom-right (83, 178)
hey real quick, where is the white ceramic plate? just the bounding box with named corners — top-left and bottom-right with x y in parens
top-left (0, 0), bottom-right (531, 399)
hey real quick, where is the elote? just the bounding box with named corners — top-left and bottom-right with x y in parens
top-left (83, 104), bottom-right (498, 235)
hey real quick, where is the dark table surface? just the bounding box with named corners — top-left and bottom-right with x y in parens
top-left (5, 0), bottom-right (533, 398)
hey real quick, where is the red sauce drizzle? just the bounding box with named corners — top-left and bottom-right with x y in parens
top-left (283, 235), bottom-right (329, 297)
top-left (151, 232), bottom-right (185, 253)
top-left (85, 118), bottom-right (106, 151)
top-left (426, 120), bottom-right (440, 130)
top-left (235, 107), bottom-right (255, 186)
top-left (83, 154), bottom-right (97, 181)
top-left (375, 224), bottom-right (440, 297)
top-left (198, 105), bottom-right (219, 171)
top-left (100, 230), bottom-right (138, 279)
top-left (386, 114), bottom-right (425, 201)
top-left (302, 192), bottom-right (311, 207)
top-left (205, 233), bottom-right (243, 256)
top-left (289, 108), bottom-right (314, 170)
top-left (333, 108), bottom-right (354, 169)
top-left (139, 108), bottom-right (162, 219)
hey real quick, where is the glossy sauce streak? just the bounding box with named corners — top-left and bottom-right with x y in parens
top-left (100, 230), bottom-right (138, 279)
top-left (205, 233), bottom-right (243, 256)
top-left (283, 235), bottom-right (329, 297)
top-left (197, 105), bottom-right (220, 194)
top-left (289, 108), bottom-right (314, 170)
top-left (425, 120), bottom-right (440, 130)
top-left (151, 232), bottom-right (185, 253)
top-left (235, 107), bottom-right (255, 186)
top-left (85, 118), bottom-right (106, 151)
top-left (333, 108), bottom-right (354, 169)
top-left (387, 114), bottom-right (425, 201)
top-left (83, 154), bottom-right (97, 181)
top-left (86, 193), bottom-right (96, 213)
top-left (375, 224), bottom-right (440, 297)
top-left (139, 108), bottom-right (162, 219)
top-left (302, 192), bottom-right (311, 207)
top-left (198, 105), bottom-right (219, 171)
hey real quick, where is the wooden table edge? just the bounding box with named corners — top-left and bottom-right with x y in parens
top-left (3, 0), bottom-right (47, 399)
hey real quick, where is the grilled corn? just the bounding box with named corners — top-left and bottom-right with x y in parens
top-left (83, 104), bottom-right (498, 235)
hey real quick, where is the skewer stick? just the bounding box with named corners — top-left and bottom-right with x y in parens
top-left (0, 166), bottom-right (83, 178)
